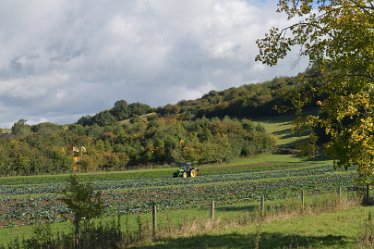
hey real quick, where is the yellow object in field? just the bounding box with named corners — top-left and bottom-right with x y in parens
top-left (190, 169), bottom-right (196, 177)
top-left (73, 156), bottom-right (80, 162)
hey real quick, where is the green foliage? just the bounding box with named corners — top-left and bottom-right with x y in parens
top-left (75, 70), bottom-right (325, 127)
top-left (61, 175), bottom-right (104, 237)
top-left (0, 116), bottom-right (274, 175)
top-left (11, 119), bottom-right (31, 137)
top-left (61, 175), bottom-right (104, 221)
top-left (77, 100), bottom-right (152, 126)
top-left (154, 74), bottom-right (320, 120)
top-left (257, 0), bottom-right (374, 182)
top-left (1, 219), bottom-right (125, 249)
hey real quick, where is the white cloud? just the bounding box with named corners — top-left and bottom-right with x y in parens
top-left (0, 0), bottom-right (308, 127)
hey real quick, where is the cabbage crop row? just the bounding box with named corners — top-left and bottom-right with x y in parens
top-left (0, 169), bottom-right (355, 227)
top-left (0, 165), bottom-right (342, 195)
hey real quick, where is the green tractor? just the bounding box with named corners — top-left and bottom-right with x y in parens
top-left (173, 162), bottom-right (198, 178)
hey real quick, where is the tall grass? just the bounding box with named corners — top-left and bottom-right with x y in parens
top-left (358, 212), bottom-right (374, 248)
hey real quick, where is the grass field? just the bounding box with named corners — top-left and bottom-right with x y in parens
top-left (132, 205), bottom-right (374, 249)
top-left (0, 191), bottom-right (365, 246)
top-left (253, 115), bottom-right (307, 146)
top-left (1, 192), bottom-right (369, 248)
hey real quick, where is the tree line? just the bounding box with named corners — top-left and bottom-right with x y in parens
top-left (0, 116), bottom-right (274, 176)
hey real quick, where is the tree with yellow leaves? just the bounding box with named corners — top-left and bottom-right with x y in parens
top-left (257, 0), bottom-right (373, 183)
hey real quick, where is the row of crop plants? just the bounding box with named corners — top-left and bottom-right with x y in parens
top-left (0, 172), bottom-right (356, 227)
top-left (0, 165), bottom-right (345, 195)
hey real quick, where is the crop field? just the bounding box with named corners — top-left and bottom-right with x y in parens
top-left (0, 155), bottom-right (356, 230)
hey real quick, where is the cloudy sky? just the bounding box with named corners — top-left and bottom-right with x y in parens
top-left (0, 0), bottom-right (309, 128)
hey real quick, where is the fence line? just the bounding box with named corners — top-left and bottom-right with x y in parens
top-left (146, 185), bottom-right (364, 228)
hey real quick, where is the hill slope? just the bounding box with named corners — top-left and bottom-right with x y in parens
top-left (1, 67), bottom-right (324, 176)
top-left (77, 66), bottom-right (322, 127)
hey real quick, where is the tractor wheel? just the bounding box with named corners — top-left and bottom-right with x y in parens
top-left (182, 172), bottom-right (188, 178)
top-left (190, 169), bottom-right (197, 178)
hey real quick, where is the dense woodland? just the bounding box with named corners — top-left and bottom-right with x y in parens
top-left (0, 67), bottom-right (324, 176)
top-left (0, 117), bottom-right (274, 176)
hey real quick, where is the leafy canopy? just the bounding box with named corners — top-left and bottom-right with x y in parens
top-left (257, 0), bottom-right (374, 182)
top-left (61, 175), bottom-right (104, 221)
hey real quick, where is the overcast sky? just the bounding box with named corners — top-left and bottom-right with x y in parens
top-left (0, 0), bottom-right (309, 128)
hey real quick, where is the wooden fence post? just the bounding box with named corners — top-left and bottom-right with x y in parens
top-left (210, 200), bottom-right (215, 223)
top-left (366, 184), bottom-right (370, 204)
top-left (260, 195), bottom-right (265, 217)
top-left (152, 203), bottom-right (157, 240)
top-left (301, 190), bottom-right (305, 212)
top-left (338, 186), bottom-right (342, 200)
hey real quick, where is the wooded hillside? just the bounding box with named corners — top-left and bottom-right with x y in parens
top-left (77, 66), bottom-right (322, 126)
top-left (0, 67), bottom-right (324, 176)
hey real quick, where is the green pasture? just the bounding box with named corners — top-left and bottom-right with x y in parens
top-left (133, 188), bottom-right (370, 249)
top-left (134, 205), bottom-right (374, 249)
top-left (0, 191), bottom-right (360, 246)
top-left (254, 114), bottom-right (309, 146)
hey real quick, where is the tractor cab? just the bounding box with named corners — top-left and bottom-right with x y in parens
top-left (173, 162), bottom-right (198, 178)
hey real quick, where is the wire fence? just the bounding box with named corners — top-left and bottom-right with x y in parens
top-left (145, 185), bottom-right (368, 240)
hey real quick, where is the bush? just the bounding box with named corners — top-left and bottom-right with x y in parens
top-left (1, 219), bottom-right (124, 249)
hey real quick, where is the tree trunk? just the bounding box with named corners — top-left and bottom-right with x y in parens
top-left (74, 215), bottom-right (81, 248)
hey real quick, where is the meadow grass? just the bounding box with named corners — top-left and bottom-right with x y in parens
top-left (132, 202), bottom-right (371, 249)
top-left (0, 191), bottom-right (359, 246)
top-left (253, 114), bottom-right (309, 146)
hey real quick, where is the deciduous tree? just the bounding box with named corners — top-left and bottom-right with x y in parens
top-left (257, 0), bottom-right (374, 182)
